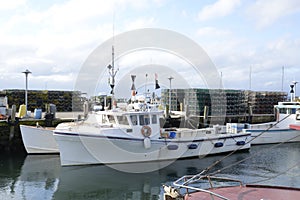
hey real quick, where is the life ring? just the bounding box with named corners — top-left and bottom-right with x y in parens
top-left (141, 125), bottom-right (152, 137)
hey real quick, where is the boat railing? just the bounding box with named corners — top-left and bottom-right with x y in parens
top-left (170, 174), bottom-right (243, 200)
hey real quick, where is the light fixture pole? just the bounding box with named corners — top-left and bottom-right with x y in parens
top-left (22, 69), bottom-right (31, 117)
top-left (168, 76), bottom-right (174, 115)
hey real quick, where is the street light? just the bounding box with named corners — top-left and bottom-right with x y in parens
top-left (168, 76), bottom-right (174, 115)
top-left (22, 69), bottom-right (31, 117)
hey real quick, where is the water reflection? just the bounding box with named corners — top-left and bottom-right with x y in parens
top-left (0, 153), bottom-right (25, 199)
top-left (0, 143), bottom-right (299, 199)
top-left (18, 155), bottom-right (60, 200)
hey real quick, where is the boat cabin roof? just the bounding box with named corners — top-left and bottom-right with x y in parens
top-left (275, 102), bottom-right (300, 109)
top-left (98, 109), bottom-right (163, 116)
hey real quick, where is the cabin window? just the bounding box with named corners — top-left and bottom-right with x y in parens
top-left (152, 115), bottom-right (157, 124)
top-left (117, 115), bottom-right (129, 125)
top-left (102, 115), bottom-right (111, 124)
top-left (296, 110), bottom-right (300, 120)
top-left (139, 115), bottom-right (145, 125)
top-left (107, 115), bottom-right (116, 124)
top-left (130, 115), bottom-right (138, 126)
top-left (139, 115), bottom-right (150, 126)
top-left (99, 115), bottom-right (107, 123)
top-left (145, 115), bottom-right (150, 125)
top-left (279, 108), bottom-right (287, 114)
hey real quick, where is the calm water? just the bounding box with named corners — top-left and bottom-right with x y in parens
top-left (0, 143), bottom-right (300, 200)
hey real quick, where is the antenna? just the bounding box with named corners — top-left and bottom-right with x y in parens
top-left (107, 46), bottom-right (118, 95)
top-left (145, 73), bottom-right (148, 97)
top-left (219, 71), bottom-right (222, 89)
top-left (112, 9), bottom-right (115, 46)
top-left (281, 66), bottom-right (284, 91)
top-left (249, 66), bottom-right (252, 90)
top-left (107, 11), bottom-right (118, 99)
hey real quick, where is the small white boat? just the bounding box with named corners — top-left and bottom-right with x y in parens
top-left (227, 101), bottom-right (300, 144)
top-left (54, 108), bottom-right (251, 166)
top-left (20, 124), bottom-right (59, 154)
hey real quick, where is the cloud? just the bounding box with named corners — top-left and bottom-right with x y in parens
top-left (123, 17), bottom-right (156, 30)
top-left (0, 0), bottom-right (26, 10)
top-left (247, 0), bottom-right (300, 28)
top-left (197, 27), bottom-right (231, 37)
top-left (198, 0), bottom-right (241, 21)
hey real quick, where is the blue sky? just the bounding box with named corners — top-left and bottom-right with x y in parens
top-left (1, 0), bottom-right (300, 97)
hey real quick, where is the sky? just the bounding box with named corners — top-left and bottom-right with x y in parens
top-left (1, 0), bottom-right (300, 98)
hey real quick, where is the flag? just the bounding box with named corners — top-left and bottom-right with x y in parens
top-left (131, 75), bottom-right (136, 90)
top-left (155, 73), bottom-right (160, 89)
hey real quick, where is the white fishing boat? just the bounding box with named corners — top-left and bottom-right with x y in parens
top-left (20, 124), bottom-right (59, 154)
top-left (53, 45), bottom-right (251, 166)
top-left (54, 79), bottom-right (250, 166)
top-left (226, 101), bottom-right (300, 144)
top-left (54, 107), bottom-right (251, 166)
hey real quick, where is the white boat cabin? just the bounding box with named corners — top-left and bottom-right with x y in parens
top-left (94, 110), bottom-right (163, 138)
top-left (275, 102), bottom-right (300, 122)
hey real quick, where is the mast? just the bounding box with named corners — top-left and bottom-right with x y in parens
top-left (249, 66), bottom-right (252, 90)
top-left (107, 45), bottom-right (118, 108)
top-left (281, 66), bottom-right (284, 91)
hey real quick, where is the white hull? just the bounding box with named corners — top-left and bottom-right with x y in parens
top-left (20, 125), bottom-right (59, 154)
top-left (227, 101), bottom-right (300, 145)
top-left (248, 129), bottom-right (300, 144)
top-left (54, 131), bottom-right (251, 166)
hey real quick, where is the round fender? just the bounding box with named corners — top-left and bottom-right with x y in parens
top-left (144, 137), bottom-right (151, 149)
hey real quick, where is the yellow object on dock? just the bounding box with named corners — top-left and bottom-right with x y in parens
top-left (18, 104), bottom-right (26, 118)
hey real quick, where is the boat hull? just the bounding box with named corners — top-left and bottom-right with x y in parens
top-left (20, 125), bottom-right (59, 154)
top-left (54, 131), bottom-right (251, 166)
top-left (248, 129), bottom-right (300, 144)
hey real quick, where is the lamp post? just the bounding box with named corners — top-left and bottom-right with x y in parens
top-left (168, 76), bottom-right (174, 115)
top-left (22, 69), bottom-right (31, 117)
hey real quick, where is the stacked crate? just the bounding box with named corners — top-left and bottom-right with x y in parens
top-left (3, 90), bottom-right (83, 112)
top-left (161, 88), bottom-right (287, 117)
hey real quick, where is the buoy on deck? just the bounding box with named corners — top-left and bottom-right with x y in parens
top-left (169, 131), bottom-right (176, 139)
top-left (144, 137), bottom-right (151, 149)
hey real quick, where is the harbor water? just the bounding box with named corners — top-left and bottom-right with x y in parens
top-left (0, 142), bottom-right (299, 200)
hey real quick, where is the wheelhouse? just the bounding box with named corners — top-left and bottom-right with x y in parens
top-left (275, 102), bottom-right (300, 121)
